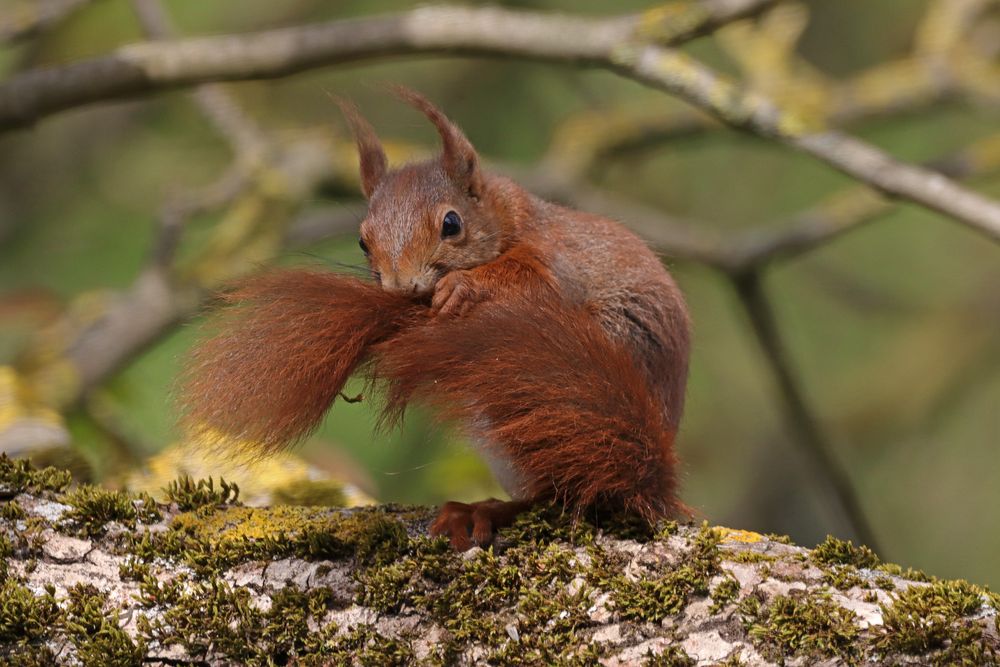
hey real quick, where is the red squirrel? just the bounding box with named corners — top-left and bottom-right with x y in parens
top-left (180, 88), bottom-right (691, 550)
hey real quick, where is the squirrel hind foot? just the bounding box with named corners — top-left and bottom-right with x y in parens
top-left (430, 498), bottom-right (533, 551)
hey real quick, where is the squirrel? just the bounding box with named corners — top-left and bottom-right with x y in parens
top-left (179, 88), bottom-right (691, 550)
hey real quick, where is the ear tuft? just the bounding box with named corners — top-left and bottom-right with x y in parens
top-left (333, 95), bottom-right (387, 199)
top-left (390, 85), bottom-right (483, 199)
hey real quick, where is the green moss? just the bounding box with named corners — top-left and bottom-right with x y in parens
top-left (137, 577), bottom-right (343, 665)
top-left (740, 590), bottom-right (859, 661)
top-left (358, 557), bottom-right (420, 613)
top-left (603, 523), bottom-right (722, 622)
top-left (876, 562), bottom-right (933, 583)
top-left (63, 583), bottom-right (144, 667)
top-left (358, 532), bottom-right (607, 663)
top-left (62, 485), bottom-right (160, 536)
top-left (163, 475), bottom-right (239, 511)
top-left (877, 579), bottom-right (994, 665)
top-left (655, 520), bottom-right (680, 538)
top-left (822, 564), bottom-right (865, 591)
top-left (710, 574), bottom-right (741, 613)
top-left (643, 645), bottom-right (695, 666)
top-left (1, 578), bottom-right (144, 665)
top-left (10, 463), bottom-right (996, 665)
top-left (500, 505), bottom-right (597, 545)
top-left (811, 536), bottom-right (886, 591)
top-left (811, 535), bottom-right (880, 569)
top-left (356, 536), bottom-right (456, 614)
top-left (0, 533), bottom-right (11, 581)
top-left (1, 646), bottom-right (58, 666)
top-left (12, 517), bottom-right (47, 558)
top-left (117, 557), bottom-right (151, 583)
top-left (723, 550), bottom-right (775, 565)
top-left (135, 569), bottom-right (187, 610)
top-left (499, 505), bottom-right (669, 547)
top-left (132, 574), bottom-right (410, 666)
top-left (303, 624), bottom-right (414, 667)
top-left (271, 479), bottom-right (347, 507)
top-left (0, 580), bottom-right (60, 643)
top-left (0, 454), bottom-right (72, 497)
top-left (0, 500), bottom-right (26, 521)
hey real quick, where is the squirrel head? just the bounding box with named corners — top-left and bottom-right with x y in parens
top-left (339, 88), bottom-right (513, 296)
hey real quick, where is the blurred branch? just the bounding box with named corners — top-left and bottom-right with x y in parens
top-left (731, 270), bottom-right (882, 554)
top-left (288, 126), bottom-right (1000, 273)
top-left (621, 47), bottom-right (1000, 243)
top-left (147, 165), bottom-right (247, 269)
top-left (2, 2), bottom-right (998, 246)
top-left (0, 1), bottom-right (781, 131)
top-left (130, 0), bottom-right (268, 161)
top-left (545, 50), bottom-right (996, 175)
top-left (722, 132), bottom-right (1000, 270)
top-left (59, 269), bottom-right (197, 397)
top-left (18, 0), bottom-right (353, 409)
top-left (0, 0), bottom-right (95, 44)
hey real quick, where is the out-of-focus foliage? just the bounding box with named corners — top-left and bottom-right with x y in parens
top-left (0, 0), bottom-right (998, 589)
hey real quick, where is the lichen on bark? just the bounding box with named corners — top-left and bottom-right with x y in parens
top-left (0, 455), bottom-right (998, 666)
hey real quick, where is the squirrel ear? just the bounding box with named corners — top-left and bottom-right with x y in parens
top-left (392, 86), bottom-right (483, 199)
top-left (334, 97), bottom-right (387, 199)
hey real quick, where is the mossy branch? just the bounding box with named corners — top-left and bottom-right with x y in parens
top-left (1, 458), bottom-right (997, 665)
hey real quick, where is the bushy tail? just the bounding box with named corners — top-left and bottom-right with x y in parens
top-left (371, 292), bottom-right (684, 522)
top-left (178, 270), bottom-right (421, 453)
top-left (180, 270), bottom-right (684, 521)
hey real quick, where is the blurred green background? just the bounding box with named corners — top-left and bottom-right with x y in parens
top-left (1, 0), bottom-right (998, 588)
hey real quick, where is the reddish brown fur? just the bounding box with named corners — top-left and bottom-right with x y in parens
top-left (334, 97), bottom-right (387, 199)
top-left (181, 266), bottom-right (682, 520)
top-left (178, 270), bottom-right (421, 452)
top-left (391, 85), bottom-right (483, 198)
top-left (178, 88), bottom-right (691, 546)
top-left (370, 290), bottom-right (684, 522)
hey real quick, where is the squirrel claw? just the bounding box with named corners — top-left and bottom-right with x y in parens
top-left (430, 499), bottom-right (532, 551)
top-left (431, 270), bottom-right (484, 317)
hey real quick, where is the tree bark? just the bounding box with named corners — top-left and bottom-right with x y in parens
top-left (1, 465), bottom-right (997, 666)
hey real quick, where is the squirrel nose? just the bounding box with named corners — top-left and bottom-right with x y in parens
top-left (381, 275), bottom-right (403, 294)
top-left (382, 275), bottom-right (425, 295)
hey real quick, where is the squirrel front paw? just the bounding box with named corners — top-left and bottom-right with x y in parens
top-left (431, 270), bottom-right (485, 317)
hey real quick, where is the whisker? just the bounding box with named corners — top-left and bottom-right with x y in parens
top-left (332, 199), bottom-right (365, 225)
top-left (291, 252), bottom-right (377, 279)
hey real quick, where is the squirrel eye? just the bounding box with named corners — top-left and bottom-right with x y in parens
top-left (441, 210), bottom-right (462, 238)
top-left (359, 237), bottom-right (369, 255)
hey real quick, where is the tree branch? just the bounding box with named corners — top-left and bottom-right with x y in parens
top-left (3, 474), bottom-right (997, 665)
top-left (0, 0), bottom-right (95, 44)
top-left (731, 270), bottom-right (882, 554)
top-left (619, 46), bottom-right (1000, 243)
top-left (3, 2), bottom-right (998, 246)
top-left (0, 1), bottom-right (778, 132)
